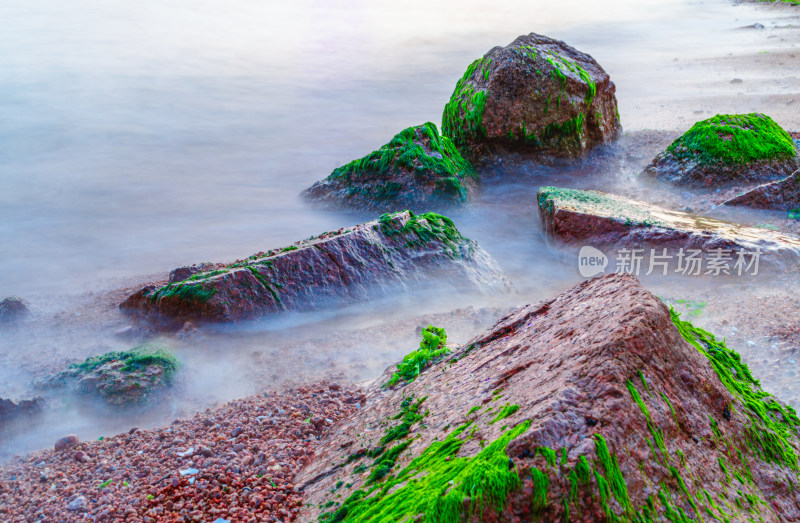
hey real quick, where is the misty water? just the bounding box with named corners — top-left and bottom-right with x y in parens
top-left (2, 0), bottom-right (800, 459)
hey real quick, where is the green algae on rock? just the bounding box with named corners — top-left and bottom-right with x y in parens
top-left (303, 123), bottom-right (478, 210)
top-left (644, 113), bottom-right (800, 187)
top-left (296, 273), bottom-right (800, 522)
top-left (120, 211), bottom-right (508, 328)
top-left (441, 33), bottom-right (620, 161)
top-left (384, 325), bottom-right (450, 388)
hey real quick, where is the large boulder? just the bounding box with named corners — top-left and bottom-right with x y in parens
top-left (297, 273), bottom-right (800, 522)
top-left (723, 169), bottom-right (800, 211)
top-left (643, 113), bottom-right (799, 187)
top-left (441, 33), bottom-right (620, 160)
top-left (538, 186), bottom-right (800, 266)
top-left (41, 344), bottom-right (178, 405)
top-left (121, 211), bottom-right (508, 327)
top-left (0, 296), bottom-right (29, 323)
top-left (304, 123), bottom-right (478, 209)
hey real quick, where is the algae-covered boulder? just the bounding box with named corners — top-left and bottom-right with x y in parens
top-left (724, 169), bottom-right (800, 211)
top-left (304, 123), bottom-right (478, 209)
top-left (0, 296), bottom-right (30, 323)
top-left (644, 113), bottom-right (799, 187)
top-left (441, 33), bottom-right (620, 160)
top-left (298, 273), bottom-right (800, 522)
top-left (537, 186), bottom-right (800, 263)
top-left (121, 211), bottom-right (508, 328)
top-left (43, 345), bottom-right (178, 405)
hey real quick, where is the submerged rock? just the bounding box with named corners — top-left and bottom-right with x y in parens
top-left (304, 123), bottom-right (478, 209)
top-left (121, 211), bottom-right (508, 327)
top-left (442, 33), bottom-right (620, 160)
top-left (537, 186), bottom-right (800, 265)
top-left (0, 396), bottom-right (44, 423)
top-left (298, 273), bottom-right (800, 522)
top-left (42, 344), bottom-right (178, 405)
top-left (0, 296), bottom-right (30, 323)
top-left (723, 169), bottom-right (800, 211)
top-left (643, 113), bottom-right (799, 187)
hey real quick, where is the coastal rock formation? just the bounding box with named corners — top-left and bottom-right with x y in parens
top-left (0, 296), bottom-right (29, 323)
top-left (538, 186), bottom-right (800, 265)
top-left (120, 211), bottom-right (508, 328)
top-left (40, 345), bottom-right (178, 405)
top-left (304, 123), bottom-right (478, 209)
top-left (724, 170), bottom-right (800, 211)
top-left (643, 113), bottom-right (799, 187)
top-left (297, 273), bottom-right (800, 522)
top-left (442, 33), bottom-right (620, 160)
top-left (0, 396), bottom-right (44, 424)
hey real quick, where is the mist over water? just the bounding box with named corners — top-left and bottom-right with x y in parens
top-left (2, 0), bottom-right (800, 458)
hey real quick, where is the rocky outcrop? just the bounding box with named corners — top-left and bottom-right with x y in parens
top-left (121, 211), bottom-right (508, 328)
top-left (297, 273), bottom-right (800, 522)
top-left (40, 345), bottom-right (178, 405)
top-left (723, 170), bottom-right (800, 211)
top-left (643, 113), bottom-right (799, 187)
top-left (538, 186), bottom-right (800, 266)
top-left (0, 296), bottom-right (29, 323)
top-left (0, 396), bottom-right (44, 423)
top-left (304, 123), bottom-right (478, 209)
top-left (442, 33), bottom-right (620, 160)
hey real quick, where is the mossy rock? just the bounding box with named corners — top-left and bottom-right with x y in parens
top-left (644, 113), bottom-right (800, 187)
top-left (46, 344), bottom-right (178, 405)
top-left (441, 33), bottom-right (621, 160)
top-left (304, 123), bottom-right (478, 210)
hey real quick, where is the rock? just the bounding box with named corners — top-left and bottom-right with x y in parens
top-left (723, 169), bottom-right (800, 211)
top-left (120, 211), bottom-right (509, 327)
top-left (303, 123), bottom-right (478, 209)
top-left (537, 186), bottom-right (800, 267)
top-left (0, 296), bottom-right (30, 323)
top-left (297, 273), bottom-right (800, 522)
top-left (66, 495), bottom-right (87, 511)
top-left (643, 113), bottom-right (799, 187)
top-left (42, 344), bottom-right (178, 405)
top-left (55, 435), bottom-right (80, 452)
top-left (168, 263), bottom-right (213, 284)
top-left (441, 33), bottom-right (620, 160)
top-left (0, 396), bottom-right (44, 422)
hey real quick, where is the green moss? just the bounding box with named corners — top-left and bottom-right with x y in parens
top-left (537, 186), bottom-right (665, 228)
top-left (385, 325), bottom-right (450, 388)
top-left (380, 397), bottom-right (426, 446)
top-left (150, 281), bottom-right (216, 303)
top-left (377, 210), bottom-right (465, 258)
top-left (627, 380), bottom-right (669, 463)
top-left (666, 113), bottom-right (796, 165)
top-left (70, 343), bottom-right (179, 382)
top-left (442, 58), bottom-right (488, 147)
top-left (489, 403), bottom-right (520, 424)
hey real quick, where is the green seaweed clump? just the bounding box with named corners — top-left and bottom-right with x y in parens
top-left (666, 113), bottom-right (796, 166)
top-left (377, 210), bottom-right (465, 257)
top-left (385, 325), bottom-right (450, 388)
top-left (442, 57), bottom-right (489, 148)
top-left (70, 343), bottom-right (179, 382)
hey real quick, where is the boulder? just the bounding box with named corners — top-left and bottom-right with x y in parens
top-left (441, 33), bottom-right (620, 160)
top-left (0, 296), bottom-right (29, 323)
top-left (537, 186), bottom-right (800, 266)
top-left (120, 211), bottom-right (508, 327)
top-left (304, 123), bottom-right (478, 209)
top-left (54, 434), bottom-right (80, 452)
top-left (0, 396), bottom-right (44, 422)
top-left (298, 273), bottom-right (800, 522)
top-left (42, 344), bottom-right (178, 405)
top-left (723, 169), bottom-right (800, 211)
top-left (643, 113), bottom-right (799, 187)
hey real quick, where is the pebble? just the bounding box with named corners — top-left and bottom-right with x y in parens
top-left (66, 495), bottom-right (86, 511)
top-left (54, 435), bottom-right (80, 452)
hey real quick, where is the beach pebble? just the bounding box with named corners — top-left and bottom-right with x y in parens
top-left (54, 435), bottom-right (80, 452)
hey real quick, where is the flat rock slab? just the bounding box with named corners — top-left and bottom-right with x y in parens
top-left (724, 169), bottom-right (800, 211)
top-left (297, 273), bottom-right (800, 522)
top-left (121, 211), bottom-right (508, 327)
top-left (538, 186), bottom-right (800, 265)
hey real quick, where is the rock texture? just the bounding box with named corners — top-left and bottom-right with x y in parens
top-left (0, 296), bottom-right (29, 323)
top-left (538, 186), bottom-right (800, 264)
top-left (643, 113), bottom-right (799, 187)
top-left (724, 169), bottom-right (800, 211)
top-left (120, 211), bottom-right (508, 328)
top-left (0, 396), bottom-right (44, 423)
top-left (297, 273), bottom-right (800, 522)
top-left (442, 33), bottom-right (620, 160)
top-left (304, 123), bottom-right (478, 209)
top-left (40, 345), bottom-right (178, 405)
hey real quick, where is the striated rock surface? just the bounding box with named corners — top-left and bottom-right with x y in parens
top-left (298, 273), bottom-right (800, 522)
top-left (724, 169), bottom-right (800, 212)
top-left (40, 345), bottom-right (178, 405)
top-left (644, 113), bottom-right (799, 187)
top-left (538, 186), bottom-right (800, 263)
top-left (442, 33), bottom-right (620, 160)
top-left (120, 211), bottom-right (508, 328)
top-left (0, 296), bottom-right (29, 323)
top-left (304, 123), bottom-right (478, 209)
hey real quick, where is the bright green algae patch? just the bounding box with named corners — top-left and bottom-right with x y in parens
top-left (666, 113), bottom-right (796, 165)
top-left (376, 210), bottom-right (466, 257)
top-left (442, 58), bottom-right (489, 148)
top-left (538, 186), bottom-right (666, 227)
top-left (70, 343), bottom-right (178, 382)
top-left (385, 325), bottom-right (450, 388)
